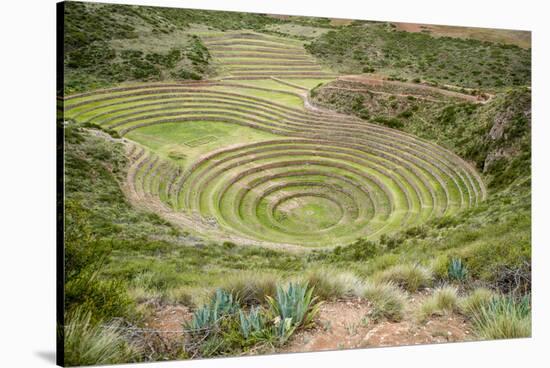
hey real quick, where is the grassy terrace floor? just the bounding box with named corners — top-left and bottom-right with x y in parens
top-left (64, 75), bottom-right (485, 248)
top-left (201, 31), bottom-right (337, 80)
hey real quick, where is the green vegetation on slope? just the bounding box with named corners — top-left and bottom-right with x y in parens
top-left (305, 23), bottom-right (531, 89)
top-left (63, 2), bottom-right (218, 93)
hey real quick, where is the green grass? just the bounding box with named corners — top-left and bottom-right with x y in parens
top-left (459, 288), bottom-right (495, 316)
top-left (471, 295), bottom-right (531, 339)
top-left (126, 120), bottom-right (279, 166)
top-left (217, 271), bottom-right (280, 306)
top-left (362, 280), bottom-right (407, 322)
top-left (64, 307), bottom-right (139, 367)
top-left (211, 85), bottom-right (305, 108)
top-left (416, 286), bottom-right (459, 322)
top-left (373, 263), bottom-right (433, 292)
top-left (300, 268), bottom-right (365, 300)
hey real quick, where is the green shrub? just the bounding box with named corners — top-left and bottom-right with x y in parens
top-left (372, 116), bottom-right (404, 129)
top-left (471, 295), bottom-right (531, 339)
top-left (374, 264), bottom-right (432, 292)
top-left (175, 69), bottom-right (202, 80)
top-left (65, 267), bottom-right (135, 324)
top-left (362, 280), bottom-right (406, 322)
top-left (64, 307), bottom-right (139, 366)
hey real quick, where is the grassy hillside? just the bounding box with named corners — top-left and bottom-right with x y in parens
top-left (63, 2), bottom-right (273, 93)
top-left (305, 22), bottom-right (531, 89)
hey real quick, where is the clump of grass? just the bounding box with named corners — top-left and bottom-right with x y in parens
top-left (416, 286), bottom-right (459, 322)
top-left (374, 264), bottom-right (432, 292)
top-left (362, 280), bottom-right (407, 322)
top-left (459, 288), bottom-right (495, 316)
top-left (165, 286), bottom-right (198, 306)
top-left (302, 268), bottom-right (364, 300)
top-left (431, 255), bottom-right (449, 280)
top-left (64, 307), bottom-right (139, 366)
top-left (218, 272), bottom-right (279, 306)
top-left (471, 295), bottom-right (531, 339)
top-left (127, 286), bottom-right (163, 304)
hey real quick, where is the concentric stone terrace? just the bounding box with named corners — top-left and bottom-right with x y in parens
top-left (63, 70), bottom-right (485, 247)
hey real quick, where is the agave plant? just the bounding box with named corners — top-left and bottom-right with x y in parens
top-left (272, 316), bottom-right (296, 343)
top-left (188, 305), bottom-right (214, 331)
top-left (266, 283), bottom-right (322, 331)
top-left (448, 258), bottom-right (468, 281)
top-left (211, 288), bottom-right (238, 316)
top-left (187, 289), bottom-right (239, 331)
top-left (238, 306), bottom-right (265, 339)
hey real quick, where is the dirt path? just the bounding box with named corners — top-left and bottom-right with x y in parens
top-left (337, 75), bottom-right (492, 103)
top-left (323, 86), bottom-right (446, 104)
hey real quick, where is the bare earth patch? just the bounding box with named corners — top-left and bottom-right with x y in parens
top-left (393, 22), bottom-right (531, 49)
top-left (282, 297), bottom-right (372, 352)
top-left (282, 295), bottom-right (474, 353)
top-left (145, 304), bottom-right (193, 338)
